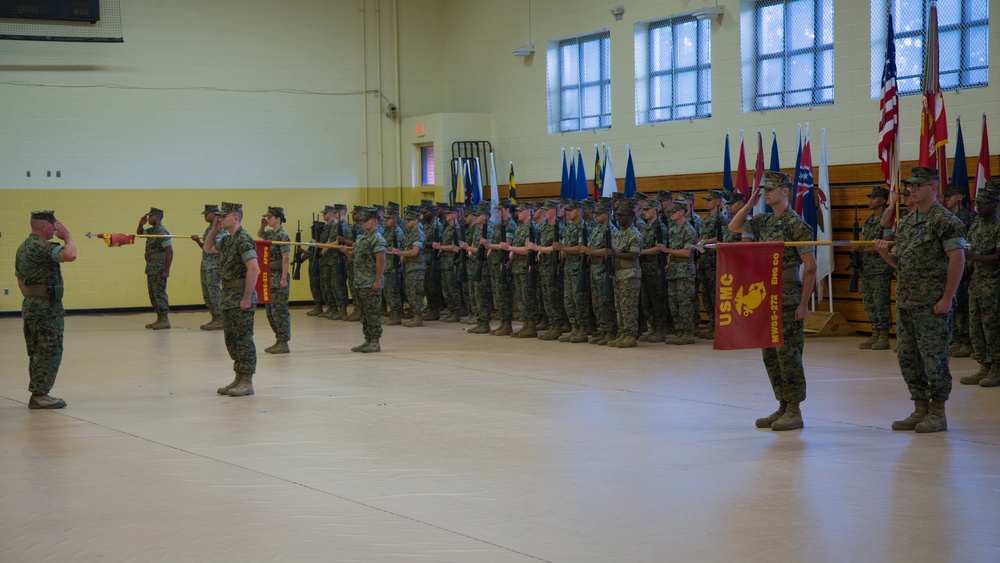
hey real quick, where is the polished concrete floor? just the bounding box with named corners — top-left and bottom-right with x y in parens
top-left (2, 309), bottom-right (999, 563)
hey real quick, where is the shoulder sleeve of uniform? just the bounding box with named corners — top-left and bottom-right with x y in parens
top-left (373, 234), bottom-right (387, 252)
top-left (237, 233), bottom-right (258, 263)
top-left (51, 243), bottom-right (64, 263)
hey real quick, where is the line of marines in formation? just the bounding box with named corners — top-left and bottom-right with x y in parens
top-left (300, 187), bottom-right (743, 350)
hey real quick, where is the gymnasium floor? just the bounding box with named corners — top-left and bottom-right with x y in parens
top-left (2, 309), bottom-right (999, 562)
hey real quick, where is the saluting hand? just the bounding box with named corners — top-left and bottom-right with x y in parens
top-left (53, 221), bottom-right (71, 241)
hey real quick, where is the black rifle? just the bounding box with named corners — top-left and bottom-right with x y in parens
top-left (548, 222), bottom-right (561, 287)
top-left (308, 214), bottom-right (324, 282)
top-left (472, 223), bottom-right (487, 282)
top-left (427, 220), bottom-right (442, 281)
top-left (656, 215), bottom-right (668, 291)
top-left (392, 226), bottom-right (404, 303)
top-left (601, 226), bottom-right (614, 297)
top-left (292, 220), bottom-right (304, 281)
top-left (576, 221), bottom-right (590, 294)
top-left (499, 219), bottom-right (510, 285)
top-left (847, 205), bottom-right (862, 293)
top-left (455, 221), bottom-right (467, 283)
top-left (527, 222), bottom-right (540, 289)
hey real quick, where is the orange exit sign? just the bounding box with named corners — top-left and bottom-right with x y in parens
top-left (416, 124), bottom-right (425, 137)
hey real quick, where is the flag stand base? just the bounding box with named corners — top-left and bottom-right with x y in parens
top-left (804, 311), bottom-right (855, 337)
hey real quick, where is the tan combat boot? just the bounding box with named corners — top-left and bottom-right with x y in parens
top-left (979, 363), bottom-right (1000, 387)
top-left (351, 340), bottom-right (370, 352)
top-left (517, 321), bottom-right (538, 338)
top-left (217, 374), bottom-right (240, 395)
top-left (755, 401), bottom-right (787, 428)
top-left (404, 313), bottom-right (424, 328)
top-left (858, 332), bottom-right (877, 349)
top-left (570, 326), bottom-right (590, 343)
top-left (386, 312), bottom-right (402, 326)
top-left (558, 325), bottom-right (578, 342)
top-left (538, 326), bottom-right (561, 341)
top-left (771, 402), bottom-right (804, 431)
top-left (306, 303), bottom-right (325, 316)
top-left (491, 321), bottom-right (512, 336)
top-left (227, 373), bottom-right (254, 397)
top-left (264, 339), bottom-right (280, 353)
top-left (346, 306), bottom-right (361, 322)
top-left (891, 399), bottom-right (929, 431)
top-left (914, 399), bottom-right (947, 433)
top-left (646, 328), bottom-right (667, 343)
top-left (270, 340), bottom-right (289, 354)
top-left (588, 331), bottom-right (605, 344)
top-left (871, 329), bottom-right (890, 350)
top-left (960, 363), bottom-right (991, 385)
top-left (150, 313), bottom-right (171, 330)
top-left (203, 314), bottom-right (224, 330)
top-left (606, 334), bottom-right (625, 348)
top-left (596, 332), bottom-right (614, 346)
top-left (360, 339), bottom-right (381, 353)
top-left (616, 334), bottom-right (637, 348)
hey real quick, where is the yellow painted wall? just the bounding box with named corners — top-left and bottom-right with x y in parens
top-left (1, 188), bottom-right (391, 313)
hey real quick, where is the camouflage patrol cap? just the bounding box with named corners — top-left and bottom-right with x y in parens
top-left (616, 199), bottom-right (635, 215)
top-left (866, 186), bottom-right (890, 199)
top-left (640, 199), bottom-right (659, 210)
top-left (262, 206), bottom-right (284, 218)
top-left (611, 192), bottom-right (624, 200)
top-left (334, 203), bottom-right (347, 212)
top-left (656, 190), bottom-right (673, 202)
top-left (680, 191), bottom-right (696, 201)
top-left (727, 192), bottom-right (747, 204)
top-left (148, 207), bottom-right (164, 217)
top-left (704, 190), bottom-right (724, 201)
top-left (359, 207), bottom-right (377, 222)
top-left (219, 202), bottom-right (242, 215)
top-left (942, 183), bottom-right (964, 197)
top-left (498, 198), bottom-right (513, 210)
top-left (352, 205), bottom-right (366, 215)
top-left (564, 200), bottom-right (581, 212)
top-left (30, 210), bottom-right (56, 222)
top-left (473, 202), bottom-right (491, 215)
top-left (386, 201), bottom-right (400, 212)
top-left (542, 200), bottom-right (560, 210)
top-left (761, 171), bottom-right (792, 190)
top-left (202, 204), bottom-right (219, 215)
top-left (594, 200), bottom-right (611, 214)
top-left (420, 199), bottom-right (434, 207)
top-left (668, 201), bottom-right (686, 214)
top-left (322, 205), bottom-right (336, 214)
top-left (902, 166), bottom-right (939, 185)
top-left (635, 192), bottom-right (649, 201)
top-left (974, 185), bottom-right (1000, 204)
top-left (514, 201), bottom-right (532, 213)
top-left (403, 208), bottom-right (420, 220)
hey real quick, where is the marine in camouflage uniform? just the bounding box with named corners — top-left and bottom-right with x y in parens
top-left (555, 200), bottom-right (590, 343)
top-left (724, 193), bottom-right (748, 242)
top-left (507, 202), bottom-right (540, 337)
top-left (943, 183), bottom-right (974, 357)
top-left (463, 202), bottom-right (494, 334)
top-left (349, 208), bottom-right (387, 353)
top-left (329, 206), bottom-right (351, 316)
top-left (661, 201), bottom-right (698, 345)
top-left (434, 207), bottom-right (464, 322)
top-left (194, 204), bottom-right (225, 330)
top-left (138, 207), bottom-right (172, 329)
top-left (536, 200), bottom-right (567, 340)
top-left (15, 210), bottom-right (77, 409)
top-left (421, 202), bottom-right (445, 320)
top-left (636, 199), bottom-right (669, 343)
top-left (259, 207), bottom-right (292, 354)
top-left (208, 202), bottom-right (259, 397)
top-left (461, 207), bottom-right (478, 322)
top-left (730, 171), bottom-right (817, 431)
top-left (486, 201), bottom-right (516, 336)
top-left (382, 206), bottom-right (406, 326)
top-left (857, 186), bottom-right (895, 350)
top-left (698, 190), bottom-right (729, 339)
top-left (607, 200), bottom-right (642, 348)
top-left (340, 206), bottom-right (367, 322)
top-left (959, 184), bottom-right (1000, 386)
top-left (875, 167), bottom-right (965, 433)
top-left (316, 205), bottom-right (338, 317)
top-left (586, 200), bottom-right (619, 345)
top-left (394, 208), bottom-right (427, 327)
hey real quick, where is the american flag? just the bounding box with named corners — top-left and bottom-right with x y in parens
top-left (877, 11), bottom-right (898, 186)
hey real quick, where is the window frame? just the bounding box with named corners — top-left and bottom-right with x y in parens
top-left (638, 15), bottom-right (713, 124)
top-left (548, 30), bottom-right (612, 134)
top-left (747, 0), bottom-right (834, 111)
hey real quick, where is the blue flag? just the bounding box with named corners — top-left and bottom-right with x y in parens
top-left (568, 149), bottom-right (577, 198)
top-left (624, 147), bottom-right (636, 197)
top-left (722, 133), bottom-right (734, 202)
top-left (575, 148), bottom-right (589, 200)
top-left (952, 118), bottom-right (969, 209)
top-left (770, 131), bottom-right (780, 172)
top-left (560, 149), bottom-right (571, 199)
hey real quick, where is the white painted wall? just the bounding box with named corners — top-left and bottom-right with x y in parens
top-left (420, 0), bottom-right (999, 185)
top-left (0, 0), bottom-right (402, 190)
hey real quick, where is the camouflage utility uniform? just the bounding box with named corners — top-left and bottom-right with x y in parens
top-left (143, 223), bottom-right (171, 315)
top-left (666, 220), bottom-right (698, 335)
top-left (16, 234), bottom-right (67, 398)
top-left (219, 226), bottom-right (258, 375)
top-left (966, 212), bottom-right (1000, 369)
top-left (200, 223), bottom-right (224, 319)
top-left (611, 223), bottom-right (642, 338)
top-left (353, 228), bottom-right (388, 343)
top-left (263, 226), bottom-right (291, 343)
top-left (402, 221), bottom-right (427, 316)
top-left (860, 211), bottom-right (895, 333)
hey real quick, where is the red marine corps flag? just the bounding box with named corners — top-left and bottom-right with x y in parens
top-left (714, 242), bottom-right (785, 350)
top-left (255, 240), bottom-right (272, 304)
